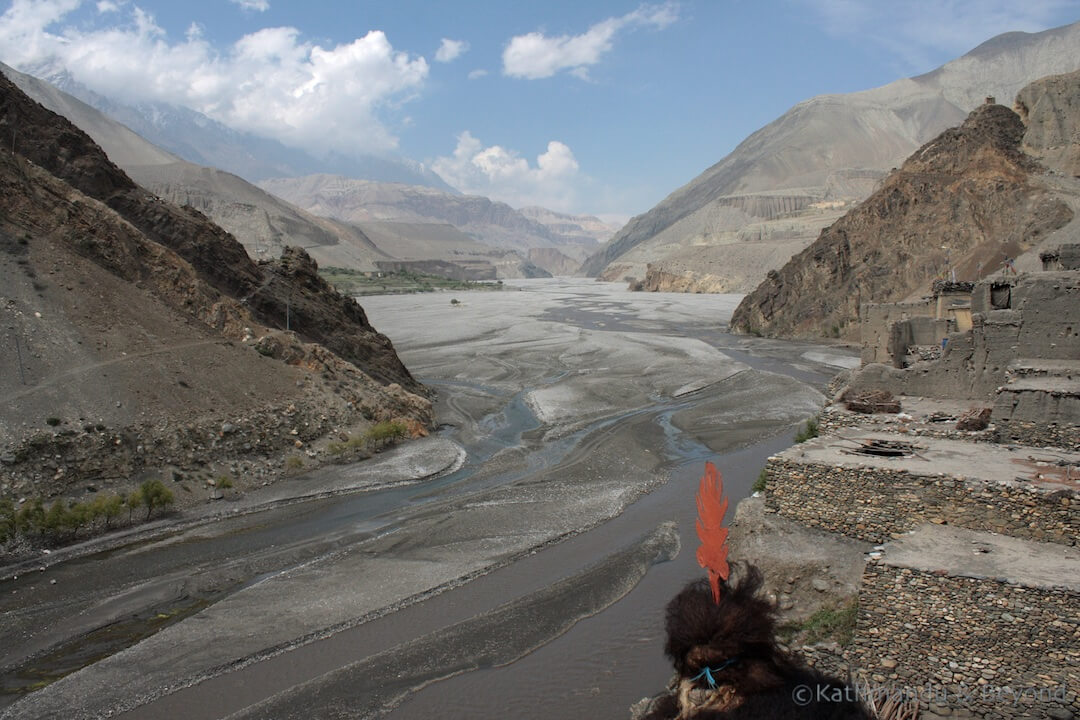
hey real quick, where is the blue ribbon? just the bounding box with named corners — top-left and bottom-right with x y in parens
top-left (690, 657), bottom-right (740, 688)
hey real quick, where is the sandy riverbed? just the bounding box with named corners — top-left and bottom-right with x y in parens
top-left (1, 280), bottom-right (854, 720)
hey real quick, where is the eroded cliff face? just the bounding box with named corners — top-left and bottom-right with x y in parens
top-left (632, 265), bottom-right (744, 294)
top-left (1015, 69), bottom-right (1080, 177)
top-left (729, 103), bottom-right (1073, 339)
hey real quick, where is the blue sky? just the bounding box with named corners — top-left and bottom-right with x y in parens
top-left (1, 0), bottom-right (1078, 220)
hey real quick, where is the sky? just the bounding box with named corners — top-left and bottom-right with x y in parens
top-left (1, 0), bottom-right (1078, 222)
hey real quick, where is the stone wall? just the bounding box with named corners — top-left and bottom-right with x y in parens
top-left (850, 562), bottom-right (1079, 720)
top-left (860, 300), bottom-right (936, 366)
top-left (764, 459), bottom-right (1077, 545)
top-left (851, 272), bottom-right (1080, 402)
top-left (995, 419), bottom-right (1080, 452)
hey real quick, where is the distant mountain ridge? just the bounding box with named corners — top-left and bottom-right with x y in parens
top-left (23, 61), bottom-right (458, 192)
top-left (4, 62), bottom-right (609, 278)
top-left (259, 174), bottom-right (617, 267)
top-left (0, 62), bottom-right (390, 270)
top-left (582, 21), bottom-right (1080, 291)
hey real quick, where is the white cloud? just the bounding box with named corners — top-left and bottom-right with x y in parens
top-left (433, 131), bottom-right (584, 211)
top-left (434, 37), bottom-right (468, 63)
top-left (0, 1), bottom-right (428, 156)
top-left (96, 0), bottom-right (120, 12)
top-left (503, 1), bottom-right (678, 79)
top-left (467, 68), bottom-right (488, 80)
top-left (231, 0), bottom-right (270, 12)
top-left (800, 0), bottom-right (1077, 72)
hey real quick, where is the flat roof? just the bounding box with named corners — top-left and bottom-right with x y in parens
top-left (776, 429), bottom-right (1080, 493)
top-left (878, 524), bottom-right (1080, 592)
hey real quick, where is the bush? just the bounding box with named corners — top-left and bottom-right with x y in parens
top-left (285, 455), bottom-right (304, 470)
top-left (62, 502), bottom-right (91, 537)
top-left (801, 601), bottom-right (858, 646)
top-left (794, 417), bottom-right (819, 443)
top-left (752, 468), bottom-right (768, 493)
top-left (365, 420), bottom-right (409, 443)
top-left (43, 500), bottom-right (68, 537)
top-left (0, 498), bottom-right (17, 543)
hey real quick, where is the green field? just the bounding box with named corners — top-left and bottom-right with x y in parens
top-left (319, 267), bottom-right (506, 296)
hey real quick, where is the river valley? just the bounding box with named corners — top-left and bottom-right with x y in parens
top-left (0, 279), bottom-right (857, 720)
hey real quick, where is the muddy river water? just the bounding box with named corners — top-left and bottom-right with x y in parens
top-left (0, 279), bottom-right (857, 719)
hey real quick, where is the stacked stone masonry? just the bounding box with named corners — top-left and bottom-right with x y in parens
top-left (851, 562), bottom-right (1078, 720)
top-left (996, 419), bottom-right (1080, 452)
top-left (764, 459), bottom-right (1077, 546)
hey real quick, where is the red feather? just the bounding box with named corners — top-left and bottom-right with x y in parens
top-left (695, 461), bottom-right (730, 604)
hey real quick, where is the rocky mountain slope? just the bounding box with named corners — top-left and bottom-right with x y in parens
top-left (583, 21), bottom-right (1080, 292)
top-left (729, 82), bottom-right (1078, 339)
top-left (260, 174), bottom-right (613, 275)
top-left (0, 71), bottom-right (429, 507)
top-left (0, 63), bottom-right (390, 270)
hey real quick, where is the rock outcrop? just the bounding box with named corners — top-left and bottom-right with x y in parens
top-left (729, 102), bottom-right (1073, 339)
top-left (1015, 68), bottom-right (1080, 177)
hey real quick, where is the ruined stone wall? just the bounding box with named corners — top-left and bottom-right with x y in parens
top-left (764, 459), bottom-right (1077, 545)
top-left (860, 300), bottom-right (935, 365)
top-left (852, 272), bottom-right (1080, 402)
top-left (850, 562), bottom-right (1079, 720)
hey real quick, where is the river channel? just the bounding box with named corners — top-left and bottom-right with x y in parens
top-left (0, 279), bottom-right (857, 720)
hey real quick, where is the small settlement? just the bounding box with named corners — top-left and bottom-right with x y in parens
top-left (753, 245), bottom-right (1079, 719)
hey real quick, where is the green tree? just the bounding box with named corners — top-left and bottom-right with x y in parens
top-left (43, 500), bottom-right (68, 538)
top-left (127, 489), bottom-right (143, 523)
top-left (62, 502), bottom-right (90, 538)
top-left (139, 479), bottom-right (174, 520)
top-left (98, 494), bottom-right (125, 529)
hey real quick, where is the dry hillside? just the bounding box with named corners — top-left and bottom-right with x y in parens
top-left (0, 72), bottom-right (430, 510)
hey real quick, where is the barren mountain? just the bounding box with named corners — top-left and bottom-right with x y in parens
top-left (729, 83), bottom-right (1078, 339)
top-left (516, 206), bottom-right (620, 252)
top-left (583, 21), bottom-right (1080, 291)
top-left (1, 65), bottom-right (600, 279)
top-left (1, 63), bottom-right (389, 271)
top-left (0, 71), bottom-right (429, 506)
top-left (259, 174), bottom-right (605, 273)
top-left (527, 247), bottom-right (582, 276)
